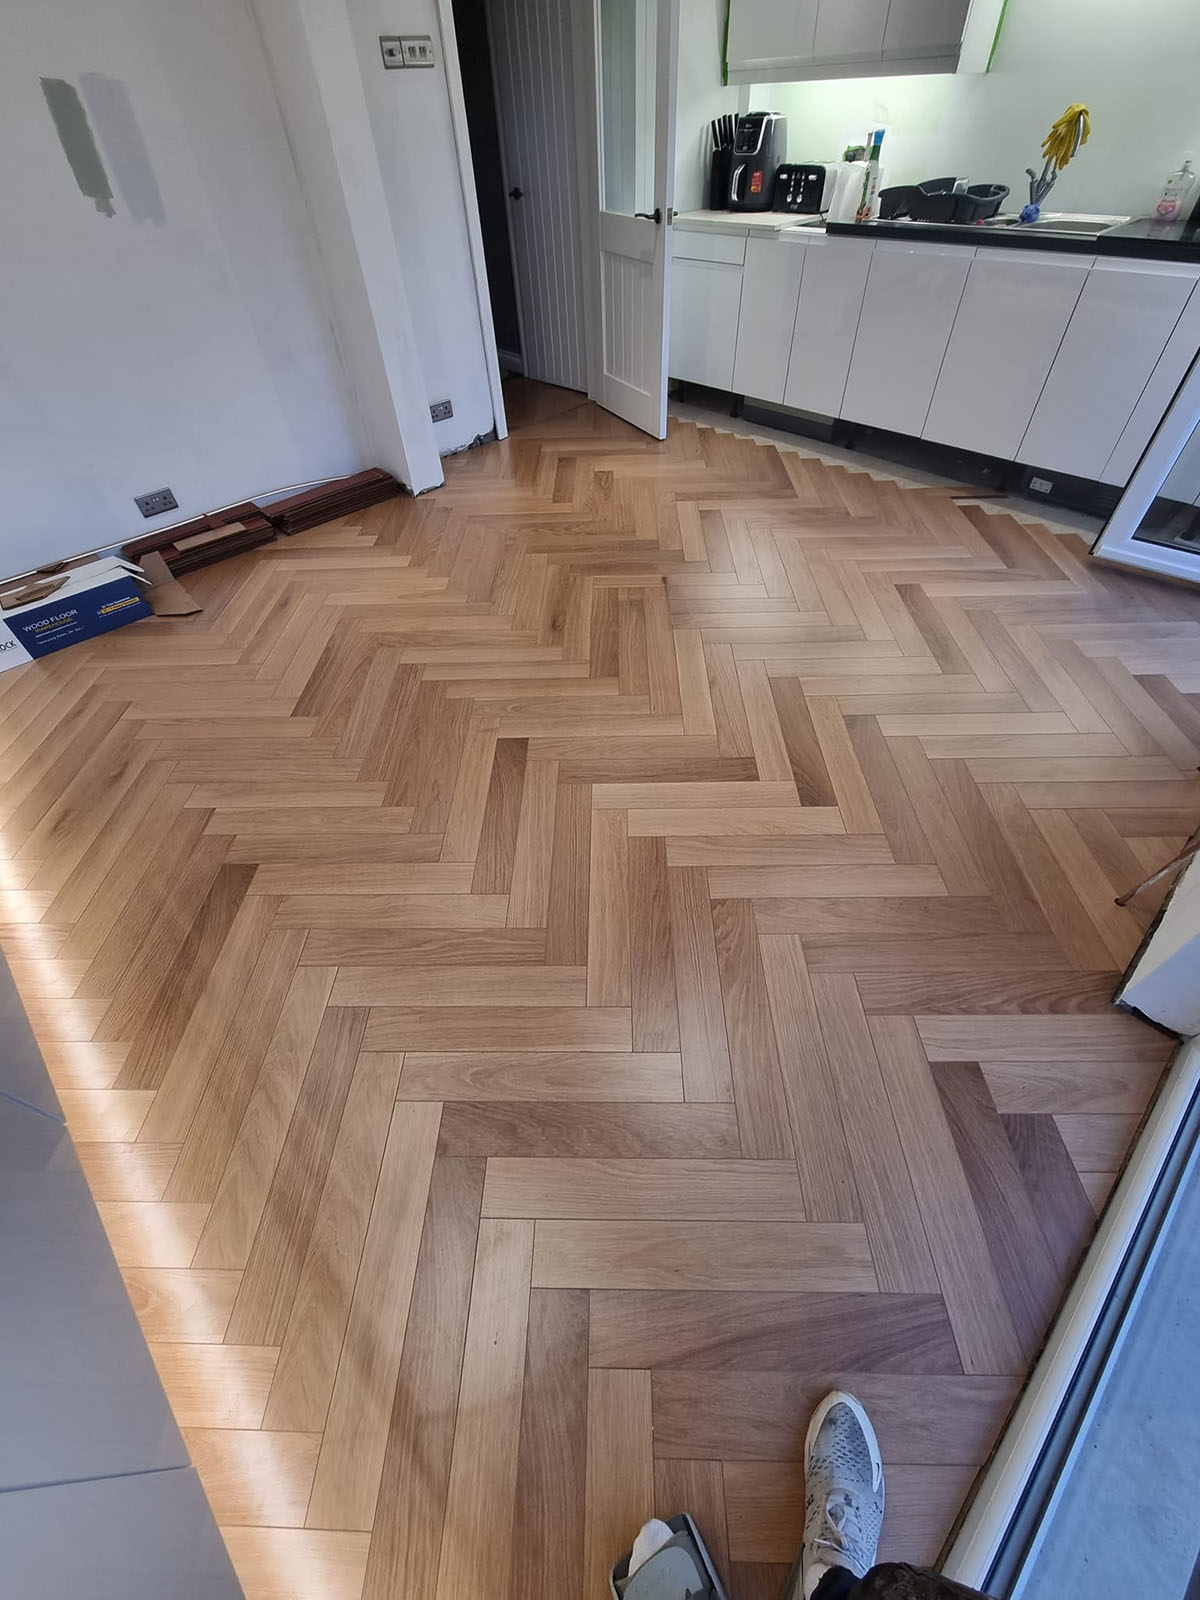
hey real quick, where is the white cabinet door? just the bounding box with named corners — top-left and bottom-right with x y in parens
top-left (882, 0), bottom-right (969, 58)
top-left (923, 250), bottom-right (1091, 459)
top-left (1103, 277), bottom-right (1200, 486)
top-left (784, 236), bottom-right (873, 417)
top-left (1019, 260), bottom-right (1200, 483)
top-left (727, 0), bottom-right (818, 77)
top-left (813, 0), bottom-right (886, 62)
top-left (841, 240), bottom-right (973, 435)
top-left (732, 236), bottom-right (807, 403)
top-left (669, 257), bottom-right (743, 390)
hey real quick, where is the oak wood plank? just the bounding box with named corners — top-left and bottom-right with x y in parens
top-left (483, 1158), bottom-right (805, 1220)
top-left (589, 1290), bottom-right (961, 1373)
top-left (509, 1290), bottom-right (589, 1600)
top-left (809, 973), bottom-right (940, 1296)
top-left (588, 808), bottom-right (631, 1007)
top-left (363, 1005), bottom-right (632, 1052)
top-left (396, 1050), bottom-right (682, 1101)
top-left (669, 867), bottom-right (735, 1102)
top-left (307, 1100), bottom-right (441, 1529)
top-left (532, 1219), bottom-right (877, 1292)
top-left (585, 1370), bottom-right (655, 1600)
top-left (436, 1101), bottom-right (742, 1158)
top-left (331, 965), bottom-right (587, 1007)
top-left (869, 1015), bottom-right (1024, 1375)
top-left (758, 934), bottom-right (860, 1221)
top-left (360, 1157), bottom-right (484, 1600)
top-left (651, 1371), bottom-right (1017, 1463)
top-left (711, 898), bottom-right (795, 1160)
top-left (434, 1219), bottom-right (534, 1600)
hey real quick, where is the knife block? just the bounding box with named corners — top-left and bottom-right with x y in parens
top-left (708, 148), bottom-right (732, 211)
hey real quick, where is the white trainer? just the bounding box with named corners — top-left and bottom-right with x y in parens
top-left (797, 1390), bottom-right (886, 1599)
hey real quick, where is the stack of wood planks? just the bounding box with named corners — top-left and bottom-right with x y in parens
top-left (122, 470), bottom-right (403, 575)
top-left (123, 502), bottom-right (276, 575)
top-left (261, 468), bottom-right (403, 535)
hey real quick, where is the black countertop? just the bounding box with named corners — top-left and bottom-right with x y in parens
top-left (825, 215), bottom-right (1200, 264)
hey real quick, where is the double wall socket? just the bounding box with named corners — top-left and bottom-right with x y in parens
top-left (380, 34), bottom-right (435, 69)
top-left (430, 399), bottom-right (453, 423)
top-left (134, 487), bottom-right (178, 518)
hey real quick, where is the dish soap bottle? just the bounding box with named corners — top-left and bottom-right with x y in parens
top-left (1154, 157), bottom-right (1195, 223)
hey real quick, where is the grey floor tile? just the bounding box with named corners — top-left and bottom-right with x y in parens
top-left (0, 1095), bottom-right (186, 1490)
top-left (0, 1467), bottom-right (241, 1599)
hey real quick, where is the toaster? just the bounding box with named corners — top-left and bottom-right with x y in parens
top-left (774, 163), bottom-right (842, 214)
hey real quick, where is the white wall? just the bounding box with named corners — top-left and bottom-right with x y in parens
top-left (674, 0), bottom-right (742, 213)
top-left (679, 0), bottom-right (1200, 219)
top-left (252, 0), bottom-right (442, 492)
top-left (348, 0), bottom-right (497, 452)
top-left (0, 0), bottom-right (367, 574)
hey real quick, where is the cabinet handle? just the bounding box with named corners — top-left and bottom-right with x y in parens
top-left (508, 186), bottom-right (524, 200)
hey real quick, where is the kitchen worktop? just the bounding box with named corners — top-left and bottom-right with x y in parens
top-left (674, 208), bottom-right (1200, 263)
top-left (827, 216), bottom-right (1200, 263)
top-left (673, 209), bottom-right (816, 235)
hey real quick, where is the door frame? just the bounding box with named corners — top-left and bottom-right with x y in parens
top-left (1090, 349), bottom-right (1200, 586)
top-left (433, 0), bottom-right (509, 439)
top-left (573, 0), bottom-right (604, 409)
top-left (433, 0), bottom-right (682, 429)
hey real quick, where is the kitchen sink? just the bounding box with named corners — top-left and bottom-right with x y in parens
top-left (985, 212), bottom-right (1130, 236)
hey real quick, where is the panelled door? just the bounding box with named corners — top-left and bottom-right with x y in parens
top-left (487, 0), bottom-right (589, 390)
top-left (587, 0), bottom-right (680, 436)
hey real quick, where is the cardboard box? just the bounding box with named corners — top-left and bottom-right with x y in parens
top-left (0, 557), bottom-right (152, 672)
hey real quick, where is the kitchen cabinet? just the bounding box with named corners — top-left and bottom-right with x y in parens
top-left (1018, 259), bottom-right (1200, 483)
top-left (1103, 276), bottom-right (1200, 486)
top-left (923, 250), bottom-right (1092, 460)
top-left (726, 0), bottom-right (982, 82)
top-left (726, 0), bottom-right (818, 82)
top-left (669, 229), bottom-right (745, 391)
top-left (841, 240), bottom-right (973, 436)
top-left (882, 0), bottom-right (970, 60)
top-left (783, 235), bottom-right (873, 417)
top-left (732, 236), bottom-right (807, 402)
top-left (812, 0), bottom-right (886, 64)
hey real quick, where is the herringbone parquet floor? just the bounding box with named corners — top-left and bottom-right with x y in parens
top-left (4, 379), bottom-right (1195, 1600)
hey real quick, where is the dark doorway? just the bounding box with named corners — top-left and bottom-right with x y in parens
top-left (451, 0), bottom-right (523, 370)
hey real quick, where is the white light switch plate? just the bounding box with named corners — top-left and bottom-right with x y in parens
top-left (379, 35), bottom-right (405, 68)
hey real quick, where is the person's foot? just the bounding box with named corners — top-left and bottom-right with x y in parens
top-left (798, 1390), bottom-right (885, 1599)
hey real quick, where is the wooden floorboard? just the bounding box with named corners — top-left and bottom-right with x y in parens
top-left (7, 379), bottom-right (1188, 1596)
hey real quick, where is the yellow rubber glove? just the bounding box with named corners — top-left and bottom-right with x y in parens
top-left (1041, 104), bottom-right (1091, 173)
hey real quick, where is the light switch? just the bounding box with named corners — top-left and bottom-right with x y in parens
top-left (379, 35), bottom-right (405, 68)
top-left (399, 34), bottom-right (435, 66)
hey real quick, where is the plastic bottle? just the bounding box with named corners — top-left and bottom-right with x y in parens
top-left (1155, 158), bottom-right (1195, 223)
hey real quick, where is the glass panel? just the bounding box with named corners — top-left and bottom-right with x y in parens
top-left (598, 0), bottom-right (656, 215)
top-left (1129, 418), bottom-right (1200, 555)
top-left (1019, 1149), bottom-right (1200, 1598)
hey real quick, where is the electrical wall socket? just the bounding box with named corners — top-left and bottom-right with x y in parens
top-left (430, 399), bottom-right (453, 423)
top-left (135, 487), bottom-right (179, 518)
top-left (1029, 477), bottom-right (1054, 495)
top-left (399, 35), bottom-right (435, 66)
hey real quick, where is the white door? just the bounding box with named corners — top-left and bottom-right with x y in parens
top-left (586, 0), bottom-right (679, 436)
top-left (487, 0), bottom-right (588, 390)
